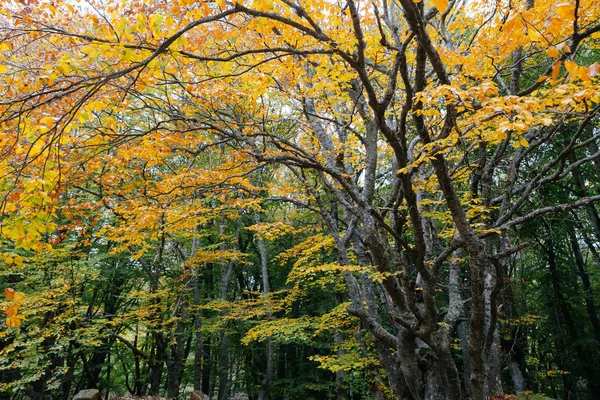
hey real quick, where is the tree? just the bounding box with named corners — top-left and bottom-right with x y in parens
top-left (1, 0), bottom-right (600, 399)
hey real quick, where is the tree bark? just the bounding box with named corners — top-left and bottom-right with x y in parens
top-left (255, 210), bottom-right (274, 400)
top-left (567, 226), bottom-right (600, 343)
top-left (546, 237), bottom-right (600, 398)
top-left (166, 296), bottom-right (188, 398)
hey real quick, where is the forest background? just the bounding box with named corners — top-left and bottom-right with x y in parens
top-left (1, 0), bottom-right (600, 399)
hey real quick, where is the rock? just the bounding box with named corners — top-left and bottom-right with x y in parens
top-left (109, 397), bottom-right (169, 400)
top-left (73, 389), bottom-right (101, 400)
top-left (190, 390), bottom-right (209, 400)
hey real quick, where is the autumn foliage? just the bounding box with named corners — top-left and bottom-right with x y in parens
top-left (0, 0), bottom-right (600, 399)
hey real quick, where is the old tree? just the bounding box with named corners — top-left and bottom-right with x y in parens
top-left (1, 0), bottom-right (600, 399)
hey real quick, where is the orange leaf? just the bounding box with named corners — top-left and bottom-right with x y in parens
top-left (431, 0), bottom-right (448, 13)
top-left (6, 317), bottom-right (20, 328)
top-left (6, 305), bottom-right (18, 318)
top-left (578, 66), bottom-right (590, 82)
top-left (551, 61), bottom-right (561, 81)
top-left (3, 287), bottom-right (15, 300)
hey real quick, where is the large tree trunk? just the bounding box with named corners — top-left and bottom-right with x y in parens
top-left (483, 266), bottom-right (503, 396)
top-left (148, 333), bottom-right (166, 396)
top-left (456, 320), bottom-right (471, 395)
top-left (466, 243), bottom-right (488, 400)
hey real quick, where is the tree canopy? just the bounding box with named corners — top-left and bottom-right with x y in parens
top-left (1, 0), bottom-right (600, 399)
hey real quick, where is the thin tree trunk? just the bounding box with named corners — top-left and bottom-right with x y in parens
top-left (546, 237), bottom-right (600, 398)
top-left (567, 226), bottom-right (600, 343)
top-left (586, 136), bottom-right (600, 184)
top-left (216, 330), bottom-right (230, 400)
top-left (507, 359), bottom-right (526, 394)
top-left (217, 217), bottom-right (235, 400)
top-left (570, 158), bottom-right (600, 242)
top-left (255, 210), bottom-right (274, 400)
top-left (191, 230), bottom-right (203, 391)
top-left (193, 293), bottom-right (203, 391)
top-left (202, 336), bottom-right (212, 396)
top-left (166, 298), bottom-right (188, 398)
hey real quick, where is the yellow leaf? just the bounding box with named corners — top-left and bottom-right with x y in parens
top-left (149, 13), bottom-right (164, 27)
top-left (0, 64), bottom-right (7, 73)
top-left (513, 122), bottom-right (527, 131)
top-left (564, 60), bottom-right (578, 75)
top-left (40, 116), bottom-right (55, 126)
top-left (555, 3), bottom-right (574, 20)
top-left (13, 291), bottom-right (24, 303)
top-left (548, 47), bottom-right (559, 58)
top-left (527, 27), bottom-right (543, 42)
top-left (519, 137), bottom-right (529, 147)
